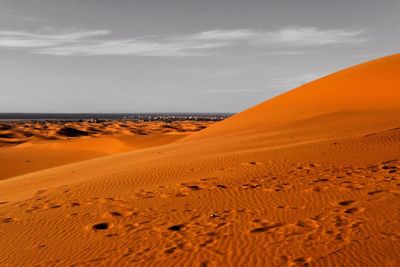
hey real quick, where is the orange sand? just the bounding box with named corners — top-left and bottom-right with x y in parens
top-left (0, 54), bottom-right (399, 266)
top-left (0, 121), bottom-right (211, 180)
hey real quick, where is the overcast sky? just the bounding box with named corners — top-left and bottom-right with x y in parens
top-left (0, 0), bottom-right (399, 113)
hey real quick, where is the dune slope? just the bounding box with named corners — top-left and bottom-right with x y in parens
top-left (0, 54), bottom-right (399, 266)
top-left (189, 53), bottom-right (400, 139)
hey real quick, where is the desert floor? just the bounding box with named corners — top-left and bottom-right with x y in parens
top-left (0, 54), bottom-right (399, 266)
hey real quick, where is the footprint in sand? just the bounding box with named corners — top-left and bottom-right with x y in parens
top-left (241, 183), bottom-right (261, 189)
top-left (1, 217), bottom-right (14, 223)
top-left (109, 211), bottom-right (123, 217)
top-left (367, 189), bottom-right (385, 196)
top-left (186, 185), bottom-right (201, 191)
top-left (344, 207), bottom-right (364, 215)
top-left (312, 178), bottom-right (329, 183)
top-left (135, 191), bottom-right (155, 199)
top-left (70, 202), bottom-right (81, 207)
top-left (180, 183), bottom-right (202, 191)
top-left (199, 239), bottom-right (214, 248)
top-left (241, 161), bottom-right (263, 167)
top-left (250, 222), bottom-right (283, 233)
top-left (175, 192), bottom-right (188, 197)
top-left (337, 200), bottom-right (356, 206)
top-left (92, 222), bottom-right (111, 231)
top-left (274, 255), bottom-right (312, 266)
top-left (167, 224), bottom-right (185, 231)
top-left (292, 256), bottom-right (312, 266)
top-left (47, 204), bottom-right (62, 209)
top-left (164, 246), bottom-right (177, 254)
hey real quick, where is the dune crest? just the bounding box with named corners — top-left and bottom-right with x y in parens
top-left (189, 53), bottom-right (400, 139)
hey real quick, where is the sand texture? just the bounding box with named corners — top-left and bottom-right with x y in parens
top-left (0, 54), bottom-right (399, 266)
top-left (0, 120), bottom-right (212, 180)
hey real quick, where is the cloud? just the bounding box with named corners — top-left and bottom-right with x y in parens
top-left (188, 29), bottom-right (258, 41)
top-left (0, 30), bottom-right (109, 48)
top-left (0, 27), bottom-right (366, 56)
top-left (258, 27), bottom-right (366, 46)
top-left (188, 27), bottom-right (366, 46)
top-left (35, 40), bottom-right (229, 56)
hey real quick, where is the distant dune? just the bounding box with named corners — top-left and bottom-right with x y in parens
top-left (0, 54), bottom-right (399, 266)
top-left (0, 120), bottom-right (213, 180)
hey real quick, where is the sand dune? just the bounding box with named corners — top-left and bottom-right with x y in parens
top-left (0, 120), bottom-right (212, 180)
top-left (0, 120), bottom-right (211, 147)
top-left (0, 54), bottom-right (399, 266)
top-left (188, 54), bottom-right (400, 140)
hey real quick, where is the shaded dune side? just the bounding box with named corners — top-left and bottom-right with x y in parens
top-left (57, 127), bottom-right (89, 137)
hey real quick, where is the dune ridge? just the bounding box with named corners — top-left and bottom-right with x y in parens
top-left (0, 54), bottom-right (399, 266)
top-left (188, 54), bottom-right (400, 139)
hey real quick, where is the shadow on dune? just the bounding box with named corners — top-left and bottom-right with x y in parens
top-left (57, 127), bottom-right (89, 137)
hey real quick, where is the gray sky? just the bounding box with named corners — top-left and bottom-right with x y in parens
top-left (0, 0), bottom-right (399, 113)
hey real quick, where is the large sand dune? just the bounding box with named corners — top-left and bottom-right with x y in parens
top-left (0, 54), bottom-right (399, 266)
